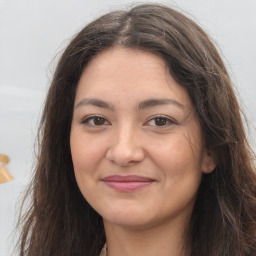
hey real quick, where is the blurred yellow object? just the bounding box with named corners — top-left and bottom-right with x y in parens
top-left (0, 154), bottom-right (14, 184)
top-left (0, 154), bottom-right (9, 164)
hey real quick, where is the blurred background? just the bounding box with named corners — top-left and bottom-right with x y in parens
top-left (0, 0), bottom-right (255, 254)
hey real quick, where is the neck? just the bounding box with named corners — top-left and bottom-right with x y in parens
top-left (103, 218), bottom-right (189, 256)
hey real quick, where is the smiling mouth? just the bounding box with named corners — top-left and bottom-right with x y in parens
top-left (102, 175), bottom-right (155, 192)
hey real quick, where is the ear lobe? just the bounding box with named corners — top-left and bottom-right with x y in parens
top-left (201, 149), bottom-right (216, 174)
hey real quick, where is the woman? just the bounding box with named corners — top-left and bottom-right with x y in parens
top-left (19, 4), bottom-right (256, 256)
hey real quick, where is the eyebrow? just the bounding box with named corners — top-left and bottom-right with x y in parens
top-left (138, 98), bottom-right (184, 110)
top-left (75, 98), bottom-right (114, 110)
top-left (75, 98), bottom-right (184, 110)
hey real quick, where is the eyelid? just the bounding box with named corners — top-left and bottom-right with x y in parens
top-left (144, 115), bottom-right (177, 126)
top-left (81, 115), bottom-right (111, 126)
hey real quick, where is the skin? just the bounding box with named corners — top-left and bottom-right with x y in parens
top-left (70, 47), bottom-right (215, 256)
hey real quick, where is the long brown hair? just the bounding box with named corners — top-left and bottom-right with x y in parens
top-left (18, 4), bottom-right (256, 256)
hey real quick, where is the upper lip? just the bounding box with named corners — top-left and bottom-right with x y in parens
top-left (101, 175), bottom-right (155, 182)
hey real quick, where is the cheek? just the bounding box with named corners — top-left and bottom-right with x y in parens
top-left (71, 130), bottom-right (103, 170)
top-left (149, 132), bottom-right (203, 180)
top-left (70, 132), bottom-right (99, 193)
top-left (70, 135), bottom-right (101, 204)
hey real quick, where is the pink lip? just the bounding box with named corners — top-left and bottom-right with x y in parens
top-left (102, 175), bottom-right (155, 192)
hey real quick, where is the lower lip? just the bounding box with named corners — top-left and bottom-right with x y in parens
top-left (103, 181), bottom-right (154, 192)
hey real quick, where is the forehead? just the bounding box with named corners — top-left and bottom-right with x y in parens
top-left (75, 47), bottom-right (192, 108)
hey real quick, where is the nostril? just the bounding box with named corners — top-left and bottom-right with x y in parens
top-left (105, 143), bottom-right (145, 166)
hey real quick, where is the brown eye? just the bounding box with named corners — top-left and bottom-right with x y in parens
top-left (82, 116), bottom-right (110, 126)
top-left (145, 116), bottom-right (175, 127)
top-left (93, 117), bottom-right (105, 126)
top-left (154, 117), bottom-right (167, 126)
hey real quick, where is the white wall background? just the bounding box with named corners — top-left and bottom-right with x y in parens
top-left (0, 0), bottom-right (255, 255)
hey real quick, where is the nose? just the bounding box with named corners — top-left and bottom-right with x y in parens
top-left (106, 125), bottom-right (145, 167)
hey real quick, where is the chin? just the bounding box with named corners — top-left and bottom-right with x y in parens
top-left (101, 206), bottom-right (158, 230)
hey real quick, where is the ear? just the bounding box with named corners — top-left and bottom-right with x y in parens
top-left (201, 148), bottom-right (216, 174)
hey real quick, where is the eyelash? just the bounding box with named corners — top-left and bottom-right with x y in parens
top-left (81, 115), bottom-right (176, 127)
top-left (81, 115), bottom-right (110, 126)
top-left (145, 115), bottom-right (176, 127)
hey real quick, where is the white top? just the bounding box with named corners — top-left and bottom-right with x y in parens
top-left (99, 244), bottom-right (107, 256)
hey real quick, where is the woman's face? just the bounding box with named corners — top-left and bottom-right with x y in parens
top-left (70, 47), bottom-right (215, 231)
